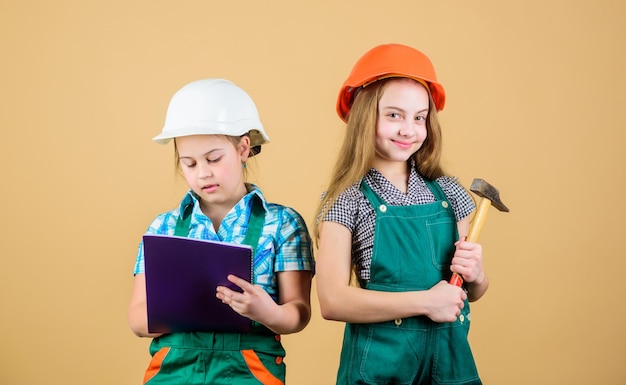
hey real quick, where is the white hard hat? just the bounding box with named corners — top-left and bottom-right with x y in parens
top-left (153, 79), bottom-right (270, 150)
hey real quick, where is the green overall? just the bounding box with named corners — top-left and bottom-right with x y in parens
top-left (143, 197), bottom-right (286, 385)
top-left (336, 180), bottom-right (481, 385)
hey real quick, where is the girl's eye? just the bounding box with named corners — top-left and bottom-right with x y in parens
top-left (182, 162), bottom-right (196, 168)
top-left (207, 156), bottom-right (222, 163)
top-left (415, 115), bottom-right (426, 122)
top-left (388, 112), bottom-right (401, 119)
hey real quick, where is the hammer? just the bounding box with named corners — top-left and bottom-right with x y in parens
top-left (449, 178), bottom-right (509, 287)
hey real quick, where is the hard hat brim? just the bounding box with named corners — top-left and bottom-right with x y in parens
top-left (335, 44), bottom-right (447, 122)
top-left (152, 124), bottom-right (270, 147)
top-left (336, 78), bottom-right (445, 122)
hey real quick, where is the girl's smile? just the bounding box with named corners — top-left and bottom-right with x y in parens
top-left (392, 139), bottom-right (415, 150)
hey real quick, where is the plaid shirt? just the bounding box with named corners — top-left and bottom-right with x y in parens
top-left (323, 164), bottom-right (475, 283)
top-left (134, 184), bottom-right (314, 301)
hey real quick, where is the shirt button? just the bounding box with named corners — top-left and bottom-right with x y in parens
top-left (275, 356), bottom-right (283, 365)
top-left (394, 318), bottom-right (402, 326)
top-left (379, 205), bottom-right (387, 213)
top-left (442, 201), bottom-right (449, 209)
top-left (459, 314), bottom-right (465, 323)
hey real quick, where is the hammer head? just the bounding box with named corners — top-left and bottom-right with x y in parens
top-left (470, 178), bottom-right (510, 212)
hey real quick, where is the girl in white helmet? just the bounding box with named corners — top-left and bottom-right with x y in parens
top-left (315, 44), bottom-right (486, 384)
top-left (129, 78), bottom-right (314, 385)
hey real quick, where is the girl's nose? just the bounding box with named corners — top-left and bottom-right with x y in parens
top-left (398, 121), bottom-right (415, 137)
top-left (197, 162), bottom-right (213, 178)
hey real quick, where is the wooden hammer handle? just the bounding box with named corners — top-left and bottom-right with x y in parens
top-left (449, 198), bottom-right (491, 287)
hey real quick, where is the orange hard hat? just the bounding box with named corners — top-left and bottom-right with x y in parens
top-left (336, 43), bottom-right (446, 121)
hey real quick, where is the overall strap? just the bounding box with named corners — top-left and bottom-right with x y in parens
top-left (242, 196), bottom-right (265, 256)
top-left (360, 179), bottom-right (385, 209)
top-left (174, 202), bottom-right (194, 237)
top-left (173, 196), bottom-right (266, 255)
top-left (423, 177), bottom-right (448, 203)
top-left (360, 178), bottom-right (449, 207)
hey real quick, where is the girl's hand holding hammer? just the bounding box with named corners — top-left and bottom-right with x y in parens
top-left (451, 237), bottom-right (489, 301)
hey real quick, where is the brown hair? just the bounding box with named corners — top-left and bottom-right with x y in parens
top-left (314, 78), bottom-right (447, 239)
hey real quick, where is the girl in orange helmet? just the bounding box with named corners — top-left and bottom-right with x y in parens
top-left (315, 44), bottom-right (486, 384)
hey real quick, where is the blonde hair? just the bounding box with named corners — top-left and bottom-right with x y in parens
top-left (314, 78), bottom-right (447, 240)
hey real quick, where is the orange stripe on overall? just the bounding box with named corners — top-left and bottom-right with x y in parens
top-left (143, 347), bottom-right (170, 384)
top-left (241, 349), bottom-right (284, 385)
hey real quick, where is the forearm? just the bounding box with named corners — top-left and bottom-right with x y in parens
top-left (261, 299), bottom-right (311, 335)
top-left (128, 302), bottom-right (164, 338)
top-left (128, 273), bottom-right (163, 338)
top-left (319, 285), bottom-right (435, 324)
top-left (466, 274), bottom-right (489, 302)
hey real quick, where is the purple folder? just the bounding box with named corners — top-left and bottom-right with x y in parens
top-left (143, 234), bottom-right (253, 334)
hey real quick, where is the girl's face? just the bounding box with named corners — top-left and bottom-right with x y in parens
top-left (374, 78), bottom-right (429, 167)
top-left (176, 134), bottom-right (249, 211)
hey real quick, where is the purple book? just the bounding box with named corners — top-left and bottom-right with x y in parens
top-left (143, 234), bottom-right (253, 334)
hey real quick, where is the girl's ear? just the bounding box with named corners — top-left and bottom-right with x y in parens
top-left (238, 135), bottom-right (251, 162)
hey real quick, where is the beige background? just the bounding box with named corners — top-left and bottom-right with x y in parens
top-left (1, 0), bottom-right (624, 384)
